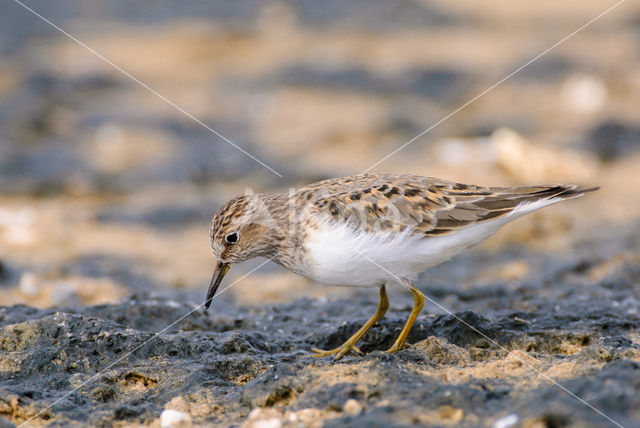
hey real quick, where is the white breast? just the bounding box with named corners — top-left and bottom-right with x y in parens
top-left (302, 198), bottom-right (562, 287)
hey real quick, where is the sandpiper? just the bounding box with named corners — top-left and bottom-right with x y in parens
top-left (205, 173), bottom-right (597, 360)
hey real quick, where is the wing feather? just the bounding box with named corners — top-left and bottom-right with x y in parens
top-left (298, 174), bottom-right (594, 237)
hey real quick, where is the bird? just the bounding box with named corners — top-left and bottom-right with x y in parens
top-left (204, 173), bottom-right (597, 360)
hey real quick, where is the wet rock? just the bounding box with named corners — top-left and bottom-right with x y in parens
top-left (403, 68), bottom-right (469, 101)
top-left (428, 311), bottom-right (499, 348)
top-left (0, 0), bottom-right (261, 54)
top-left (587, 120), bottom-right (640, 161)
top-left (23, 72), bottom-right (121, 98)
top-left (272, 66), bottom-right (468, 102)
top-left (0, 141), bottom-right (87, 195)
top-left (59, 255), bottom-right (157, 294)
top-left (296, 0), bottom-right (460, 30)
top-left (511, 56), bottom-right (574, 82)
top-left (240, 365), bottom-right (303, 408)
top-left (0, 69), bottom-right (281, 195)
top-left (96, 204), bottom-right (214, 229)
top-left (276, 67), bottom-right (377, 93)
top-left (413, 336), bottom-right (471, 365)
top-left (1, 253), bottom-right (639, 427)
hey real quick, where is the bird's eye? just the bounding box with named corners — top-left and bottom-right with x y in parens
top-left (225, 232), bottom-right (239, 244)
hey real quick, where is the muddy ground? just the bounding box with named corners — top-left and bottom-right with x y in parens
top-left (1, 1), bottom-right (640, 427)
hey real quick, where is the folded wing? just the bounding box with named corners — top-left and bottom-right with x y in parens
top-left (305, 174), bottom-right (596, 237)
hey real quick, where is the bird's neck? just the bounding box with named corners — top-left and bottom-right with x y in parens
top-left (245, 193), bottom-right (292, 257)
top-left (253, 192), bottom-right (311, 270)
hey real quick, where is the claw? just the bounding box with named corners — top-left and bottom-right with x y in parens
top-left (386, 343), bottom-right (409, 354)
top-left (310, 343), bottom-right (362, 360)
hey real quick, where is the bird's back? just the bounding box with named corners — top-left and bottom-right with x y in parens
top-left (297, 173), bottom-right (595, 237)
top-left (295, 173), bottom-right (596, 286)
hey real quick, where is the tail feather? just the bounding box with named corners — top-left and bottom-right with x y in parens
top-left (493, 184), bottom-right (599, 201)
top-left (555, 185), bottom-right (600, 198)
top-left (481, 183), bottom-right (598, 214)
top-left (494, 184), bottom-right (599, 220)
top-left (426, 184), bottom-right (597, 236)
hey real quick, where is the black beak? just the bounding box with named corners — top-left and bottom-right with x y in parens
top-left (204, 261), bottom-right (230, 311)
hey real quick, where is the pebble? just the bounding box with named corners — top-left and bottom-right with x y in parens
top-left (342, 399), bottom-right (363, 416)
top-left (19, 272), bottom-right (40, 297)
top-left (0, 207), bottom-right (37, 246)
top-left (242, 408), bottom-right (283, 428)
top-left (493, 413), bottom-right (519, 428)
top-left (561, 73), bottom-right (606, 114)
top-left (490, 127), bottom-right (596, 182)
top-left (160, 409), bottom-right (192, 428)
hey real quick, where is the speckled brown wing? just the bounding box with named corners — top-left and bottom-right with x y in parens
top-left (299, 174), bottom-right (591, 237)
top-left (424, 183), bottom-right (590, 236)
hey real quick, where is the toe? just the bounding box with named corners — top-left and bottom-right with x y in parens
top-left (335, 345), bottom-right (362, 360)
top-left (310, 348), bottom-right (333, 358)
top-left (386, 343), bottom-right (409, 354)
top-left (310, 343), bottom-right (365, 359)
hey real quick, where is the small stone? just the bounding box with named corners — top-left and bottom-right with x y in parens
top-left (342, 399), bottom-right (362, 416)
top-left (493, 414), bottom-right (519, 428)
top-left (490, 127), bottom-right (596, 182)
top-left (0, 207), bottom-right (37, 246)
top-left (283, 411), bottom-right (298, 423)
top-left (436, 405), bottom-right (464, 423)
top-left (561, 73), bottom-right (606, 114)
top-left (243, 408), bottom-right (283, 428)
top-left (294, 408), bottom-right (327, 426)
top-left (414, 336), bottom-right (471, 365)
top-left (160, 409), bottom-right (192, 428)
top-left (19, 272), bottom-right (40, 297)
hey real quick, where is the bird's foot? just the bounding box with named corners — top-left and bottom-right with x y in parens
top-left (386, 342), bottom-right (409, 354)
top-left (311, 342), bottom-right (363, 360)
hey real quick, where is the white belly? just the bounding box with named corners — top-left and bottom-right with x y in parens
top-left (302, 199), bottom-right (559, 287)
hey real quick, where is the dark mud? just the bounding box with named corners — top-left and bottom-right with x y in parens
top-left (1, 226), bottom-right (639, 427)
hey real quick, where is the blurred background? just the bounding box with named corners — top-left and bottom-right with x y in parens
top-left (0, 0), bottom-right (639, 309)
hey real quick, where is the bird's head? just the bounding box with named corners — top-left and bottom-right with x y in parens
top-left (205, 193), bottom-right (285, 309)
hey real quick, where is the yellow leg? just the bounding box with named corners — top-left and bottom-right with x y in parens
top-left (386, 280), bottom-right (424, 353)
top-left (312, 284), bottom-right (389, 360)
